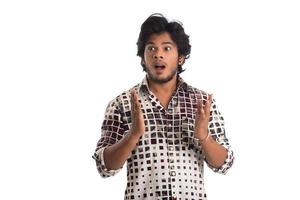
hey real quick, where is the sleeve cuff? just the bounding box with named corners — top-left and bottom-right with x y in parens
top-left (205, 146), bottom-right (234, 175)
top-left (92, 147), bottom-right (122, 178)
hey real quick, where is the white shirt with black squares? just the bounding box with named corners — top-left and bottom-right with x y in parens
top-left (93, 76), bottom-right (234, 200)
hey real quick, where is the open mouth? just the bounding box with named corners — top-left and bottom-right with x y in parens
top-left (154, 64), bottom-right (166, 70)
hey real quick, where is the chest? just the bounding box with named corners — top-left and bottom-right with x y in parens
top-left (153, 92), bottom-right (173, 109)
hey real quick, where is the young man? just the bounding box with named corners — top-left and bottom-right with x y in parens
top-left (93, 14), bottom-right (234, 200)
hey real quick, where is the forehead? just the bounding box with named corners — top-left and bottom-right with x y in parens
top-left (146, 32), bottom-right (176, 46)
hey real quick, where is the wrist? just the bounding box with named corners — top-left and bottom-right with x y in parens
top-left (128, 131), bottom-right (142, 143)
top-left (194, 130), bottom-right (210, 145)
top-left (194, 129), bottom-right (209, 140)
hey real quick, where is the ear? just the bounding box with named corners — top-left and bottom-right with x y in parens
top-left (178, 56), bottom-right (185, 65)
top-left (141, 59), bottom-right (145, 65)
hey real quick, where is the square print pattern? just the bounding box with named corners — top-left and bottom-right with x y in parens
top-left (93, 77), bottom-right (234, 200)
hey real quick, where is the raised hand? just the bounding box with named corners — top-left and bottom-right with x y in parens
top-left (130, 90), bottom-right (145, 138)
top-left (194, 94), bottom-right (213, 141)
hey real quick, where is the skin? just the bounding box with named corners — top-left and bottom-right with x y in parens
top-left (103, 32), bottom-right (227, 170)
top-left (143, 32), bottom-right (182, 84)
top-left (142, 32), bottom-right (184, 108)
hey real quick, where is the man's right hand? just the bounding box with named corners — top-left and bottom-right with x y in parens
top-left (102, 90), bottom-right (145, 170)
top-left (130, 90), bottom-right (145, 138)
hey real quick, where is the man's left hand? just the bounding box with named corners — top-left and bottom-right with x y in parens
top-left (194, 94), bottom-right (213, 140)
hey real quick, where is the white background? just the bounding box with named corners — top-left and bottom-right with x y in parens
top-left (1, 0), bottom-right (299, 199)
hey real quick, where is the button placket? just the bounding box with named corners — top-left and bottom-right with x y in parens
top-left (165, 110), bottom-right (179, 198)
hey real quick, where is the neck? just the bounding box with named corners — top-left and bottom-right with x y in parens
top-left (147, 74), bottom-right (178, 95)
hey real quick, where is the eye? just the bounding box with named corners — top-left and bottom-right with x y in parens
top-left (165, 46), bottom-right (172, 51)
top-left (147, 46), bottom-right (156, 51)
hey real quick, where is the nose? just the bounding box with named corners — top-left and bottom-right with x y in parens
top-left (154, 55), bottom-right (163, 59)
top-left (153, 50), bottom-right (163, 60)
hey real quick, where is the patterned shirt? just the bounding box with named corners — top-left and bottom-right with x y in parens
top-left (93, 76), bottom-right (234, 200)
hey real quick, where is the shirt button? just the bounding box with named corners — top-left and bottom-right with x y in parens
top-left (172, 196), bottom-right (177, 200)
top-left (170, 171), bottom-right (176, 176)
top-left (168, 146), bottom-right (174, 151)
top-left (168, 123), bottom-right (172, 127)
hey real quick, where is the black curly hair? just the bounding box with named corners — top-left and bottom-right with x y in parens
top-left (136, 13), bottom-right (191, 74)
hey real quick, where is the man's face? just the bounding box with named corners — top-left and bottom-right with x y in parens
top-left (143, 32), bottom-right (183, 83)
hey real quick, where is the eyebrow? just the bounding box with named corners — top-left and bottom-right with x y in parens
top-left (146, 41), bottom-right (175, 46)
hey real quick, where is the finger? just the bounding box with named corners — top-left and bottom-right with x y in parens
top-left (131, 90), bottom-right (142, 116)
top-left (197, 99), bottom-right (204, 116)
top-left (131, 90), bottom-right (138, 115)
top-left (196, 99), bottom-right (200, 118)
top-left (133, 90), bottom-right (141, 112)
top-left (130, 90), bottom-right (135, 113)
top-left (205, 94), bottom-right (213, 114)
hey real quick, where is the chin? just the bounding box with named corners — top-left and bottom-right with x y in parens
top-left (148, 73), bottom-right (176, 84)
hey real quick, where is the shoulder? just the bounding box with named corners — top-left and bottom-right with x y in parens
top-left (184, 83), bottom-right (210, 101)
top-left (105, 84), bottom-right (139, 110)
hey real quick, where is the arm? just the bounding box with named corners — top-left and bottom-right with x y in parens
top-left (195, 94), bottom-right (234, 173)
top-left (103, 130), bottom-right (140, 170)
top-left (94, 90), bottom-right (145, 173)
top-left (198, 132), bottom-right (228, 168)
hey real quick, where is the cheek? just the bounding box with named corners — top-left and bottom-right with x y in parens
top-left (169, 55), bottom-right (179, 65)
top-left (143, 57), bottom-right (152, 68)
top-left (144, 53), bottom-right (152, 63)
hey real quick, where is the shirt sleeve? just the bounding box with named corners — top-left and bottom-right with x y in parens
top-left (204, 98), bottom-right (234, 174)
top-left (92, 98), bottom-right (126, 178)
